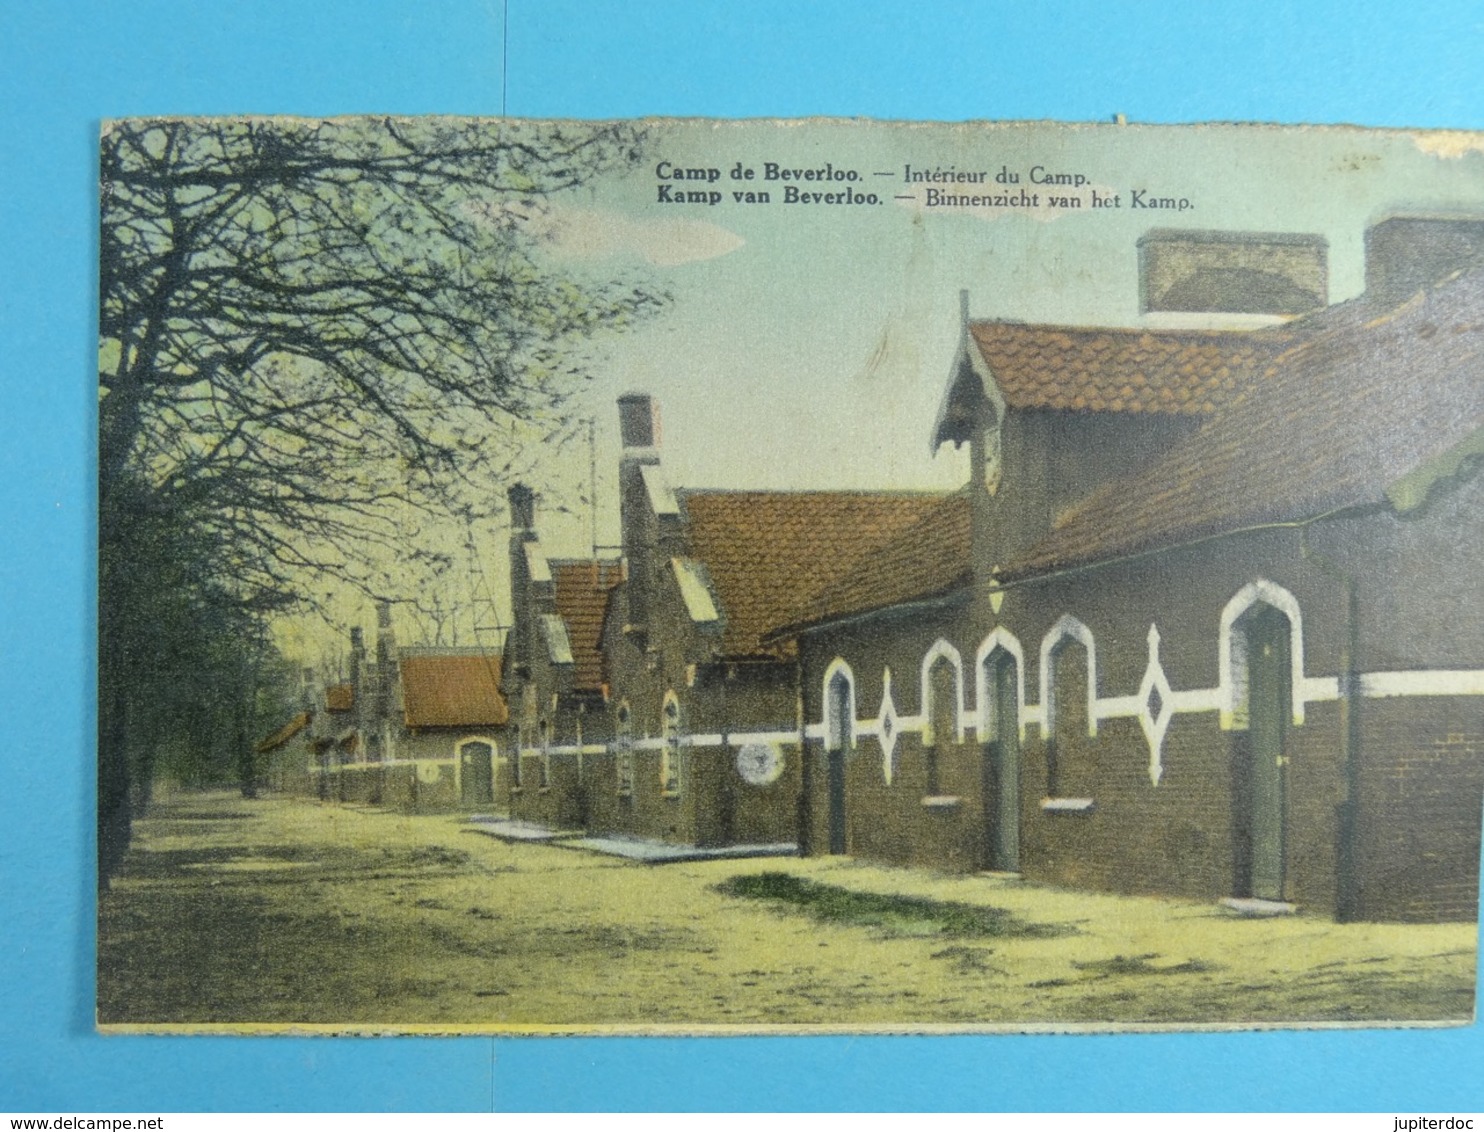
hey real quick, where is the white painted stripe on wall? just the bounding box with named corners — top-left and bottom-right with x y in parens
top-left (379, 757), bottom-right (456, 767)
top-left (1168, 686), bottom-right (1223, 713)
top-left (521, 730), bottom-right (807, 759)
top-left (396, 671), bottom-right (1484, 775)
top-left (1095, 694), bottom-right (1143, 721)
top-left (722, 730), bottom-right (801, 747)
top-left (852, 716), bottom-right (927, 737)
top-left (1361, 669), bottom-right (1484, 697)
top-left (1300, 675), bottom-right (1342, 704)
top-left (818, 666), bottom-right (1478, 754)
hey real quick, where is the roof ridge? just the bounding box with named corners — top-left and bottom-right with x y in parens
top-left (969, 318), bottom-right (1295, 340)
top-left (677, 486), bottom-right (949, 499)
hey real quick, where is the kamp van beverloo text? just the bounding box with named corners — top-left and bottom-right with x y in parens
top-left (652, 159), bottom-right (1192, 212)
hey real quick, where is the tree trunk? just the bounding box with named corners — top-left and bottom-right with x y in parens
top-left (97, 656), bottom-right (132, 890)
top-left (235, 700), bottom-right (258, 799)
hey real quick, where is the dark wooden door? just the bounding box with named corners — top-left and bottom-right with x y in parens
top-left (984, 651), bottom-right (1021, 871)
top-left (1246, 607), bottom-right (1290, 901)
top-left (460, 741), bottom-right (495, 806)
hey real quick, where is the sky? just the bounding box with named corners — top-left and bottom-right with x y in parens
top-left (305, 116), bottom-right (1484, 660)
top-left (537, 120), bottom-right (1484, 521)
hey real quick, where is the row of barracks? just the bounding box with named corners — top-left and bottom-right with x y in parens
top-left (263, 215), bottom-right (1484, 922)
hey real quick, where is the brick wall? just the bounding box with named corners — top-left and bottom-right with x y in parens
top-left (1354, 697), bottom-right (1484, 922)
top-left (793, 497), bottom-right (1483, 921)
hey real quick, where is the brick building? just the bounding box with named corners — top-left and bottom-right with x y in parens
top-left (500, 394), bottom-right (943, 848)
top-left (502, 480), bottom-right (622, 830)
top-left (774, 220), bottom-right (1484, 921)
top-left (263, 215), bottom-right (1482, 922)
top-left (260, 605), bottom-right (510, 812)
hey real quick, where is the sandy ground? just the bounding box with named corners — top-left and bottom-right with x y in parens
top-left (96, 790), bottom-right (1479, 1032)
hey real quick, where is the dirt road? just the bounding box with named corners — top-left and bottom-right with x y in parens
top-left (97, 790), bottom-right (1478, 1031)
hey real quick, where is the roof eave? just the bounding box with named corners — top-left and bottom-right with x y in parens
top-left (763, 576), bottom-right (974, 644)
top-left (997, 498), bottom-right (1387, 588)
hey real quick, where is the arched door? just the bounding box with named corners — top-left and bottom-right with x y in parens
top-left (982, 650), bottom-right (1021, 871)
top-left (459, 740), bottom-right (495, 806)
top-left (1241, 605), bottom-right (1290, 901)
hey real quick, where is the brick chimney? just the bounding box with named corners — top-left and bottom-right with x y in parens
top-left (348, 626), bottom-right (366, 738)
top-left (508, 482), bottom-right (553, 677)
top-left (1365, 216), bottom-right (1484, 303)
top-left (371, 601), bottom-right (396, 758)
top-left (617, 394), bottom-right (666, 636)
top-left (618, 392), bottom-right (662, 450)
top-left (508, 482), bottom-right (536, 535)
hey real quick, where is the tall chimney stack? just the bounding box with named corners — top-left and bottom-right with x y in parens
top-left (507, 482), bottom-right (553, 676)
top-left (617, 394), bottom-right (666, 636)
top-left (373, 601), bottom-right (397, 754)
top-left (348, 627), bottom-right (366, 736)
top-left (1365, 216), bottom-right (1484, 302)
top-left (508, 482), bottom-right (536, 535)
top-left (618, 393), bottom-right (661, 451)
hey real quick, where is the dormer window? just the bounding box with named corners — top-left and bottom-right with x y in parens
top-left (614, 703), bottom-right (634, 796)
top-left (537, 719), bottom-right (552, 789)
top-left (983, 424), bottom-right (1002, 496)
top-left (660, 694), bottom-right (683, 796)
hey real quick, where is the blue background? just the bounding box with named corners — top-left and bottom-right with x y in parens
top-left (2, 0), bottom-right (1482, 1112)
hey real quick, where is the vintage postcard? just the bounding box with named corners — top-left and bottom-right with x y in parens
top-left (96, 116), bottom-right (1484, 1033)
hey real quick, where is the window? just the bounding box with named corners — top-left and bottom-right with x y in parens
top-left (511, 726), bottom-right (525, 788)
top-left (537, 719), bottom-right (552, 789)
top-left (1047, 638), bottom-right (1094, 799)
top-left (660, 694), bottom-right (682, 796)
top-left (615, 704), bottom-right (633, 796)
top-left (825, 665), bottom-right (853, 753)
top-left (982, 424), bottom-right (1002, 495)
top-left (924, 655), bottom-right (957, 796)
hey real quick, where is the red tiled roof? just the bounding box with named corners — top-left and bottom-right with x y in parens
top-left (969, 321), bottom-right (1293, 415)
top-left (1002, 269), bottom-right (1484, 580)
top-left (551, 559), bottom-right (623, 691)
top-left (325, 683), bottom-right (354, 712)
top-left (776, 492), bottom-right (974, 634)
top-left (680, 491), bottom-right (946, 659)
top-left (400, 653), bottom-right (509, 729)
top-left (256, 711), bottom-right (310, 753)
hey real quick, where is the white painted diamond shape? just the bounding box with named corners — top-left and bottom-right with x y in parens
top-left (877, 670), bottom-right (900, 784)
top-left (1137, 623), bottom-right (1175, 785)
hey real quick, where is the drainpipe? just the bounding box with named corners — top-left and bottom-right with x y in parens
top-left (1301, 529), bottom-right (1362, 922)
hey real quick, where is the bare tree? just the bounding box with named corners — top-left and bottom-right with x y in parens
top-left (99, 116), bottom-right (666, 882)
